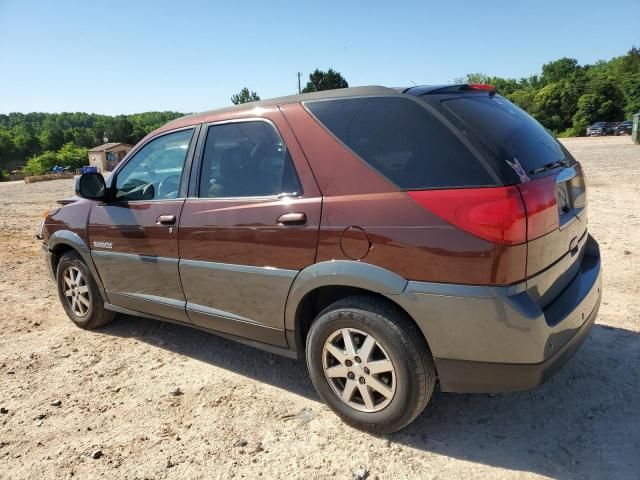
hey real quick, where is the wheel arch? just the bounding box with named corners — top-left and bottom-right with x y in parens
top-left (47, 230), bottom-right (108, 302)
top-left (285, 261), bottom-right (433, 359)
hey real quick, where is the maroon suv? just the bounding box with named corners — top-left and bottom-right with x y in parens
top-left (39, 85), bottom-right (602, 432)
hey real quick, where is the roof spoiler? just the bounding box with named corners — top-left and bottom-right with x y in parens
top-left (404, 84), bottom-right (496, 96)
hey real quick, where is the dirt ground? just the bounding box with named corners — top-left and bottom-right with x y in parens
top-left (0, 136), bottom-right (638, 480)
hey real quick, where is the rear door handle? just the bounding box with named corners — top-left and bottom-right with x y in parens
top-left (156, 214), bottom-right (176, 225)
top-left (277, 212), bottom-right (307, 226)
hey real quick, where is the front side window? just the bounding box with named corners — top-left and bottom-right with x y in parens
top-left (115, 128), bottom-right (193, 201)
top-left (199, 121), bottom-right (302, 198)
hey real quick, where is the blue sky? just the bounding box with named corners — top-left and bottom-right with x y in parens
top-left (0, 0), bottom-right (638, 115)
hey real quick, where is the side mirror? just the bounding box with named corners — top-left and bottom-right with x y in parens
top-left (76, 173), bottom-right (107, 201)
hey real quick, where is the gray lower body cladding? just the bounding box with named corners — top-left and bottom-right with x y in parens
top-left (43, 229), bottom-right (602, 395)
top-left (392, 235), bottom-right (602, 393)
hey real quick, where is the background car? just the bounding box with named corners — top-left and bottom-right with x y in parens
top-left (615, 120), bottom-right (633, 135)
top-left (606, 122), bottom-right (621, 135)
top-left (586, 122), bottom-right (608, 136)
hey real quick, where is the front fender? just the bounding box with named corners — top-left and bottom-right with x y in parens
top-left (47, 230), bottom-right (108, 302)
top-left (284, 260), bottom-right (408, 331)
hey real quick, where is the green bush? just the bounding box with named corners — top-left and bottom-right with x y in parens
top-left (23, 142), bottom-right (88, 176)
top-left (57, 142), bottom-right (88, 169)
top-left (0, 169), bottom-right (9, 182)
top-left (23, 151), bottom-right (58, 175)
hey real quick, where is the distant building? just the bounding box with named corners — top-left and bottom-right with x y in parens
top-left (87, 143), bottom-right (133, 172)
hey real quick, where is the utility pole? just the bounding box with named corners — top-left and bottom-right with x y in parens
top-left (297, 72), bottom-right (302, 94)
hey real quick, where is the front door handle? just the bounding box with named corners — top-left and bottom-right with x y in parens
top-left (156, 214), bottom-right (176, 225)
top-left (277, 212), bottom-right (307, 226)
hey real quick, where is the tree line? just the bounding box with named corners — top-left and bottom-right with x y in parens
top-left (455, 47), bottom-right (639, 136)
top-left (234, 50), bottom-right (639, 138)
top-left (1, 49), bottom-right (638, 177)
top-left (0, 111), bottom-right (184, 174)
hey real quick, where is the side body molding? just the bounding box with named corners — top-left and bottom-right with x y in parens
top-left (284, 260), bottom-right (408, 331)
top-left (46, 229), bottom-right (108, 302)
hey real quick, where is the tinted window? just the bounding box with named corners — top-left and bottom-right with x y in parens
top-left (305, 96), bottom-right (494, 189)
top-left (199, 121), bottom-right (302, 198)
top-left (441, 96), bottom-right (571, 175)
top-left (115, 128), bottom-right (193, 201)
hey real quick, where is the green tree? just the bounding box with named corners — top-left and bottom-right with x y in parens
top-left (454, 73), bottom-right (490, 84)
top-left (571, 93), bottom-right (606, 133)
top-left (302, 68), bottom-right (348, 93)
top-left (529, 81), bottom-right (581, 132)
top-left (507, 88), bottom-right (537, 113)
top-left (231, 87), bottom-right (261, 105)
top-left (622, 73), bottom-right (640, 116)
top-left (540, 58), bottom-right (582, 84)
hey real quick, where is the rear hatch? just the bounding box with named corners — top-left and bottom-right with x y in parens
top-left (417, 88), bottom-right (588, 308)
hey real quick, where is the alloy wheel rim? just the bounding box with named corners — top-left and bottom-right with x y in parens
top-left (62, 266), bottom-right (90, 317)
top-left (322, 328), bottom-right (396, 412)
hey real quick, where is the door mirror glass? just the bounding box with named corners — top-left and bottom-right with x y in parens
top-left (76, 172), bottom-right (106, 200)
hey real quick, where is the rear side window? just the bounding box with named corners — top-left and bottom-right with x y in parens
top-left (199, 121), bottom-right (302, 198)
top-left (305, 96), bottom-right (494, 189)
top-left (440, 96), bottom-right (570, 175)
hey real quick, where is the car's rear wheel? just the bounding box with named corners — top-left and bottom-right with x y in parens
top-left (56, 251), bottom-right (115, 329)
top-left (306, 296), bottom-right (435, 433)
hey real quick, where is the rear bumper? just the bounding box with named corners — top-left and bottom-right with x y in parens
top-left (393, 234), bottom-right (602, 393)
top-left (434, 293), bottom-right (599, 392)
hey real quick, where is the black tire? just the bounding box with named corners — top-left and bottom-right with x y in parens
top-left (305, 295), bottom-right (435, 433)
top-left (56, 250), bottom-right (115, 329)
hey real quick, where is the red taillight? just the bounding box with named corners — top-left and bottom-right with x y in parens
top-left (467, 83), bottom-right (496, 93)
top-left (408, 176), bottom-right (560, 245)
top-left (517, 175), bottom-right (559, 240)
top-left (407, 186), bottom-right (526, 245)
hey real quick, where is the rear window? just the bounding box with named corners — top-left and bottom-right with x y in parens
top-left (440, 96), bottom-right (569, 175)
top-left (305, 96), bottom-right (495, 190)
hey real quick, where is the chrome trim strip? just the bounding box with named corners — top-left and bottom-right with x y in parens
top-left (91, 250), bottom-right (179, 265)
top-left (186, 302), bottom-right (282, 331)
top-left (180, 258), bottom-right (297, 278)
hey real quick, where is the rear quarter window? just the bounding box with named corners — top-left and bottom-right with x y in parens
top-left (304, 96), bottom-right (496, 190)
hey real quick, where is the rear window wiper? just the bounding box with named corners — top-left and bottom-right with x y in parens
top-left (529, 159), bottom-right (569, 175)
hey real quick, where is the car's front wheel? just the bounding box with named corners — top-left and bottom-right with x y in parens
top-left (306, 296), bottom-right (435, 433)
top-left (56, 250), bottom-right (115, 329)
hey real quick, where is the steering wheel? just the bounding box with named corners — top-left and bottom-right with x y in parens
top-left (157, 174), bottom-right (181, 199)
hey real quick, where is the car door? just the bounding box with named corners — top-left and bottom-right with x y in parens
top-left (88, 126), bottom-right (198, 323)
top-left (178, 115), bottom-right (322, 347)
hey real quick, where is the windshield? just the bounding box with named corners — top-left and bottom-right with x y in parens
top-left (440, 95), bottom-right (571, 176)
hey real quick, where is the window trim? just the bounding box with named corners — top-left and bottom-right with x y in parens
top-left (106, 125), bottom-right (199, 203)
top-left (190, 117), bottom-right (304, 201)
top-left (302, 94), bottom-right (502, 190)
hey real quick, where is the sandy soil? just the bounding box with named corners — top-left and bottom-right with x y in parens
top-left (1, 136), bottom-right (639, 480)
